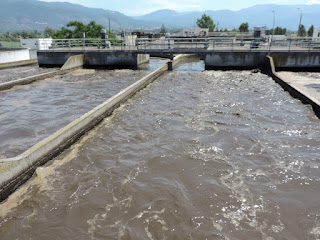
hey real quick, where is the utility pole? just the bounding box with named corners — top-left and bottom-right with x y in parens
top-left (297, 8), bottom-right (303, 37)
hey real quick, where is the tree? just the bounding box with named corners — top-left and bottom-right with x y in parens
top-left (308, 25), bottom-right (314, 37)
top-left (282, 28), bottom-right (287, 35)
top-left (21, 30), bottom-right (30, 38)
top-left (86, 21), bottom-right (105, 38)
top-left (45, 27), bottom-right (55, 37)
top-left (160, 24), bottom-right (166, 34)
top-left (270, 27), bottom-right (287, 35)
top-left (20, 30), bottom-right (37, 38)
top-left (239, 22), bottom-right (249, 32)
top-left (66, 21), bottom-right (86, 38)
top-left (196, 14), bottom-right (215, 32)
top-left (52, 21), bottom-right (107, 39)
top-left (298, 24), bottom-right (306, 37)
top-left (52, 27), bottom-right (73, 39)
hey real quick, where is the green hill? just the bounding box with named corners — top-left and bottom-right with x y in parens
top-left (0, 0), bottom-right (153, 32)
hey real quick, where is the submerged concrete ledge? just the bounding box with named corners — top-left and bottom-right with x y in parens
top-left (0, 70), bottom-right (60, 91)
top-left (265, 56), bottom-right (320, 117)
top-left (0, 59), bottom-right (38, 70)
top-left (0, 54), bottom-right (187, 202)
top-left (0, 55), bottom-right (84, 91)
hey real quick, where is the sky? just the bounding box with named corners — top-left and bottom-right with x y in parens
top-left (41, 0), bottom-right (320, 15)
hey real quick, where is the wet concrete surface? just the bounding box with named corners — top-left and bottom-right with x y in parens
top-left (277, 71), bottom-right (320, 105)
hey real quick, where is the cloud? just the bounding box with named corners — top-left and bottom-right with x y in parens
top-left (306, 0), bottom-right (320, 4)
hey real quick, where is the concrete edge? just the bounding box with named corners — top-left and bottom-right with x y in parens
top-left (0, 59), bottom-right (38, 70)
top-left (265, 56), bottom-right (320, 117)
top-left (0, 55), bottom-right (85, 91)
top-left (0, 55), bottom-right (191, 201)
top-left (0, 70), bottom-right (76, 91)
top-left (172, 54), bottom-right (196, 68)
top-left (0, 71), bottom-right (59, 91)
top-left (61, 54), bottom-right (84, 71)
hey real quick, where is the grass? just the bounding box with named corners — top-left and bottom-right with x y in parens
top-left (0, 41), bottom-right (21, 48)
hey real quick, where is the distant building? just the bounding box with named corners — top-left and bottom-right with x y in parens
top-left (20, 38), bottom-right (53, 50)
top-left (313, 28), bottom-right (320, 42)
top-left (253, 27), bottom-right (270, 40)
top-left (267, 35), bottom-right (287, 42)
top-left (123, 35), bottom-right (137, 46)
top-left (182, 26), bottom-right (209, 37)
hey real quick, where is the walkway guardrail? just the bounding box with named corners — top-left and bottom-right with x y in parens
top-left (40, 37), bottom-right (320, 52)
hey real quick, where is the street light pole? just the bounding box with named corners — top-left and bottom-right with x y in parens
top-left (108, 12), bottom-right (115, 35)
top-left (272, 10), bottom-right (275, 38)
top-left (297, 8), bottom-right (303, 37)
top-left (269, 10), bottom-right (275, 53)
top-left (35, 22), bottom-right (47, 49)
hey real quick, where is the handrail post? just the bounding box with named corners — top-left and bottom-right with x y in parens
top-left (308, 40), bottom-right (311, 52)
top-left (288, 40), bottom-right (291, 52)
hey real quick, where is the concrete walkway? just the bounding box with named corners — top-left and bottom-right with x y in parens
top-left (277, 72), bottom-right (320, 107)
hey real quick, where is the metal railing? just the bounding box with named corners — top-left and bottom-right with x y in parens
top-left (136, 38), bottom-right (209, 50)
top-left (39, 37), bottom-right (320, 52)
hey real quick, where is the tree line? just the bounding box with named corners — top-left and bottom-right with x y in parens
top-left (0, 21), bottom-right (114, 41)
top-left (1, 18), bottom-right (317, 41)
top-left (195, 14), bottom-right (315, 36)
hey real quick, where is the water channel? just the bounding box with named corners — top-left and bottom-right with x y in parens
top-left (0, 59), bottom-right (319, 239)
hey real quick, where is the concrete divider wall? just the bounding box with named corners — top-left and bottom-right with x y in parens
top-left (0, 59), bottom-right (38, 70)
top-left (61, 54), bottom-right (84, 70)
top-left (0, 55), bottom-right (84, 91)
top-left (265, 56), bottom-right (320, 115)
top-left (0, 71), bottom-right (59, 91)
top-left (0, 56), bottom-right (187, 201)
top-left (0, 48), bottom-right (31, 64)
top-left (170, 54), bottom-right (198, 68)
top-left (29, 49), bottom-right (38, 60)
top-left (137, 54), bottom-right (150, 65)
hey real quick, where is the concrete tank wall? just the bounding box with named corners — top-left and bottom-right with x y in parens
top-left (0, 48), bottom-right (31, 64)
top-left (270, 52), bottom-right (320, 68)
top-left (205, 51), bottom-right (320, 70)
top-left (37, 51), bottom-right (82, 67)
top-left (38, 51), bottom-right (149, 69)
top-left (205, 51), bottom-right (267, 70)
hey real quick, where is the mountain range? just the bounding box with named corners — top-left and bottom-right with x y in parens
top-left (1, 0), bottom-right (319, 32)
top-left (134, 5), bottom-right (320, 30)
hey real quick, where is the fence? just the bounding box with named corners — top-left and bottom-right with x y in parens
top-left (40, 37), bottom-right (320, 52)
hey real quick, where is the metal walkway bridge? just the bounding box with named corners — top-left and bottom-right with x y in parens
top-left (40, 37), bottom-right (320, 53)
top-left (37, 37), bottom-right (320, 70)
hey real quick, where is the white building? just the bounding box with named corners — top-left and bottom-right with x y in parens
top-left (183, 26), bottom-right (209, 37)
top-left (313, 28), bottom-right (320, 42)
top-left (124, 35), bottom-right (137, 46)
top-left (20, 38), bottom-right (53, 50)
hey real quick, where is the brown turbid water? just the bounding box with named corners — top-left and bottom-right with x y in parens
top-left (0, 59), bottom-right (319, 240)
